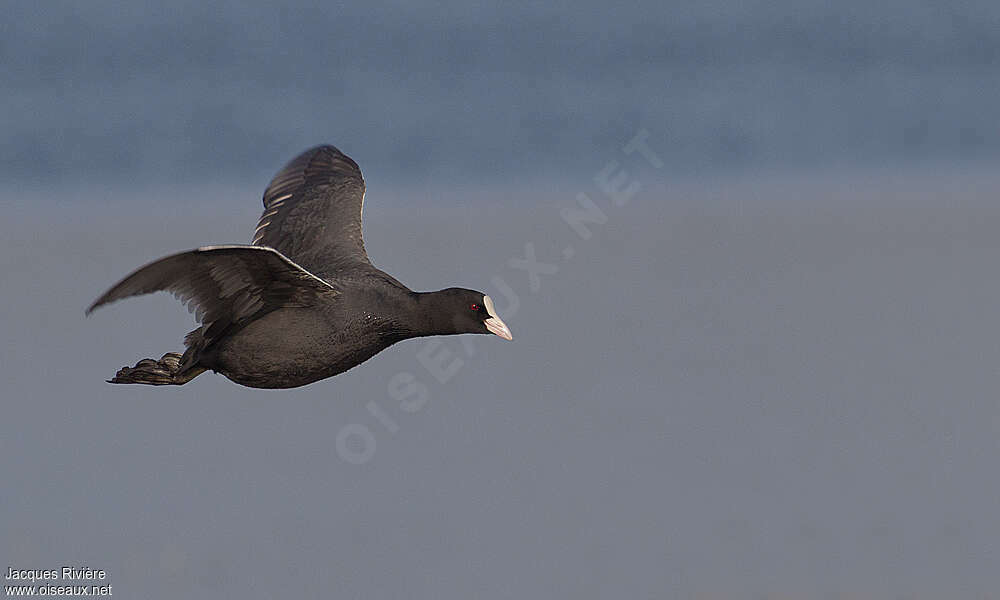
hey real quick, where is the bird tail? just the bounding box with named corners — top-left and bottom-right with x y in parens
top-left (108, 352), bottom-right (205, 386)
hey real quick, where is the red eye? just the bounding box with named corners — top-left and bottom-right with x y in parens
top-left (469, 303), bottom-right (479, 311)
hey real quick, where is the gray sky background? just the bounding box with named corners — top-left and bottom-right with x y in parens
top-left (4, 0), bottom-right (1000, 185)
top-left (3, 2), bottom-right (1000, 598)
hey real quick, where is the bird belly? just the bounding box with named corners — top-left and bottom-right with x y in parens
top-left (203, 308), bottom-right (394, 389)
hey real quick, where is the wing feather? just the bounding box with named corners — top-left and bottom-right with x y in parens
top-left (251, 145), bottom-right (369, 278)
top-left (86, 246), bottom-right (338, 330)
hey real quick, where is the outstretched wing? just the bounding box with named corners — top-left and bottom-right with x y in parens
top-left (87, 246), bottom-right (339, 342)
top-left (252, 145), bottom-right (369, 279)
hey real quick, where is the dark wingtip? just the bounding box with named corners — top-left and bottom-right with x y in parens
top-left (85, 297), bottom-right (105, 316)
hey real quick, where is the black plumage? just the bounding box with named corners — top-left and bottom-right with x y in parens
top-left (88, 145), bottom-right (512, 389)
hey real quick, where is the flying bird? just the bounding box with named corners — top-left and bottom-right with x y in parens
top-left (87, 145), bottom-right (512, 389)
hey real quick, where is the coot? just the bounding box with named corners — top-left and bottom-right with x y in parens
top-left (87, 145), bottom-right (512, 389)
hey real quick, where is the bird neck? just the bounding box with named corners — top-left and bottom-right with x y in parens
top-left (406, 290), bottom-right (461, 337)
